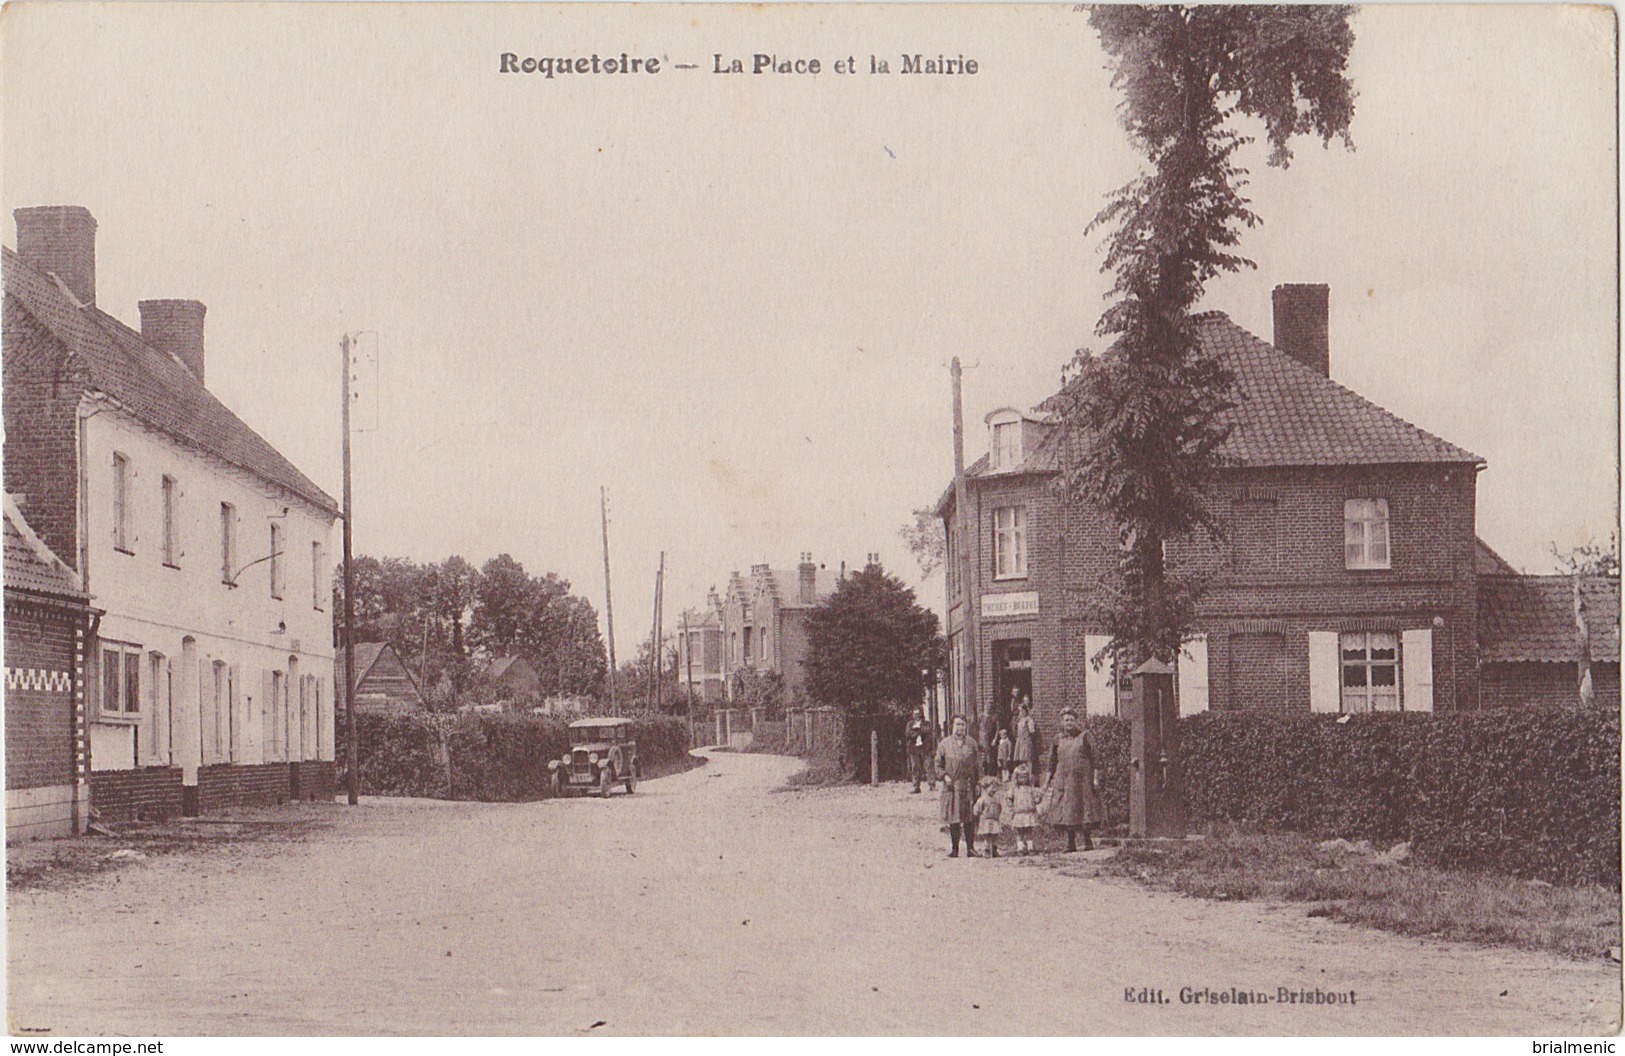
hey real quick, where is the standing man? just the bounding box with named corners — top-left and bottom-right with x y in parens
top-left (978, 706), bottom-right (999, 773)
top-left (906, 708), bottom-right (934, 794)
top-left (936, 715), bottom-right (982, 857)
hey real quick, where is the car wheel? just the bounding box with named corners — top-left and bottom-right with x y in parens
top-left (599, 766), bottom-right (614, 799)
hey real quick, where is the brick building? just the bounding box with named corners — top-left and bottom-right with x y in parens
top-left (719, 555), bottom-right (841, 703)
top-left (939, 285), bottom-right (1496, 742)
top-left (675, 602), bottom-right (724, 706)
top-left (3, 206), bottom-right (339, 820)
top-left (5, 494), bottom-right (98, 841)
top-left (337, 642), bottom-right (428, 713)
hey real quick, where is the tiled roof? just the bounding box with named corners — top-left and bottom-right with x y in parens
top-left (940, 310), bottom-right (1481, 515)
top-left (4, 495), bottom-right (85, 600)
top-left (768, 567), bottom-right (841, 609)
top-left (1478, 574), bottom-right (1621, 664)
top-left (1475, 539), bottom-right (1520, 577)
top-left (335, 642), bottom-right (388, 689)
top-left (3, 247), bottom-right (338, 516)
top-left (1197, 313), bottom-right (1482, 467)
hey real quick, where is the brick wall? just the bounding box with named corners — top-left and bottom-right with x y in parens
top-left (4, 600), bottom-right (79, 790)
top-left (3, 298), bottom-right (84, 568)
top-left (91, 766), bottom-right (183, 823)
top-left (195, 762), bottom-right (291, 812)
top-left (292, 760), bottom-right (336, 801)
top-left (947, 459), bottom-right (1480, 742)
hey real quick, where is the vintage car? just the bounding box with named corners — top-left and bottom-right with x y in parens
top-left (549, 717), bottom-right (639, 797)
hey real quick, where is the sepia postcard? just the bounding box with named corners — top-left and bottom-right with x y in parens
top-left (1, 1), bottom-right (1619, 1044)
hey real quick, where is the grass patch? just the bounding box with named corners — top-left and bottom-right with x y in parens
top-left (1102, 830), bottom-right (1621, 961)
top-left (774, 756), bottom-right (855, 791)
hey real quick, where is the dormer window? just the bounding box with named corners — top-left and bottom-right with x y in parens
top-left (987, 409), bottom-right (1025, 471)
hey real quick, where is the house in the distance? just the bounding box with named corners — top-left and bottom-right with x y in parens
top-left (3, 206), bottom-right (339, 819)
top-left (483, 655), bottom-right (541, 703)
top-left (336, 642), bottom-right (427, 714)
top-left (719, 554), bottom-right (842, 703)
top-left (5, 494), bottom-right (99, 841)
top-left (1477, 561), bottom-right (1621, 708)
top-left (675, 601), bottom-right (724, 706)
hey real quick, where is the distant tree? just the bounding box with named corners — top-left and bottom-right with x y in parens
top-left (806, 562), bottom-right (945, 778)
top-left (1053, 5), bottom-right (1357, 666)
top-left (900, 506), bottom-right (947, 578)
top-left (469, 553), bottom-right (533, 659)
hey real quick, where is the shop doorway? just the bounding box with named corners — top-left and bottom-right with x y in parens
top-left (991, 638), bottom-right (1032, 736)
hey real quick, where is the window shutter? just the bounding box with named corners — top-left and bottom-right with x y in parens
top-left (1308, 631), bottom-right (1341, 713)
top-left (1084, 634), bottom-right (1114, 716)
top-left (1402, 628), bottom-right (1434, 712)
top-left (1178, 635), bottom-right (1209, 716)
top-left (261, 669), bottom-right (275, 762)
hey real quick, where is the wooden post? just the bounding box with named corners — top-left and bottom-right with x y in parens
top-left (951, 358), bottom-right (978, 727)
top-left (870, 727), bottom-right (879, 785)
top-left (1129, 659), bottom-right (1185, 838)
top-left (341, 334), bottom-right (359, 807)
top-left (601, 487), bottom-right (618, 715)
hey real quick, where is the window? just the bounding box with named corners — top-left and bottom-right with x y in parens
top-left (221, 503), bottom-right (236, 584)
top-left (1344, 498), bottom-right (1390, 569)
top-left (1340, 631), bottom-right (1400, 712)
top-left (991, 420), bottom-right (1022, 470)
top-left (99, 641), bottom-right (142, 717)
top-left (312, 541), bottom-right (325, 610)
top-left (760, 628), bottom-right (769, 660)
top-left (271, 669), bottom-right (285, 760)
top-left (742, 626), bottom-right (754, 663)
top-left (945, 524), bottom-right (958, 596)
top-left (213, 660), bottom-right (229, 762)
top-left (993, 505), bottom-right (1027, 579)
top-left (112, 453), bottom-right (131, 552)
top-left (269, 522), bottom-right (283, 599)
top-left (161, 475), bottom-right (179, 566)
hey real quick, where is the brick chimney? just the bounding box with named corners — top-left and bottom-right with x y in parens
top-left (14, 206), bottom-right (97, 306)
top-left (1272, 283), bottom-right (1330, 375)
top-left (139, 299), bottom-right (208, 384)
top-left (798, 552), bottom-right (817, 603)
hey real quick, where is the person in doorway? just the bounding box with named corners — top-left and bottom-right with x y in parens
top-left (1013, 696), bottom-right (1039, 779)
top-left (935, 715), bottom-right (982, 857)
top-left (905, 708), bottom-right (934, 793)
top-left (995, 729), bottom-right (1014, 781)
top-left (1043, 707), bottom-right (1104, 852)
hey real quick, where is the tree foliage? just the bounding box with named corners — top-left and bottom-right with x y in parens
top-left (335, 551), bottom-right (607, 705)
top-left (805, 563), bottom-right (945, 719)
top-left (1054, 5), bottom-right (1356, 664)
top-left (899, 506), bottom-right (947, 578)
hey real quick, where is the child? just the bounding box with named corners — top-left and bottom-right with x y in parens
top-left (973, 776), bottom-right (1004, 858)
top-left (1005, 764), bottom-right (1040, 855)
top-left (995, 729), bottom-right (1014, 780)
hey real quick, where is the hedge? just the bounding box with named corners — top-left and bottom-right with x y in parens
top-left (335, 711), bottom-right (692, 802)
top-left (1080, 709), bottom-right (1620, 886)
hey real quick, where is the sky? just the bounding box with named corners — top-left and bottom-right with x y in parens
top-left (3, 3), bottom-right (1617, 663)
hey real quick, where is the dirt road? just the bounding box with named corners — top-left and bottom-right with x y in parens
top-left (8, 751), bottom-right (1620, 1035)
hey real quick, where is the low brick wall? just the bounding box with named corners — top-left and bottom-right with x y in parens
top-left (91, 766), bottom-right (183, 823)
top-left (292, 760), bottom-right (337, 802)
top-left (196, 763), bottom-right (291, 813)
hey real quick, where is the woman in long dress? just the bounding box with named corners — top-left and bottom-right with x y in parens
top-left (1044, 707), bottom-right (1104, 851)
top-left (1013, 699), bottom-right (1038, 776)
top-left (935, 715), bottom-right (983, 857)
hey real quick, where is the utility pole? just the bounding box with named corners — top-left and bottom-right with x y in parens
top-left (600, 486), bottom-right (618, 716)
top-left (341, 333), bottom-right (359, 806)
top-left (951, 357), bottom-right (979, 728)
top-left (649, 552), bottom-right (665, 711)
top-left (682, 609), bottom-right (694, 733)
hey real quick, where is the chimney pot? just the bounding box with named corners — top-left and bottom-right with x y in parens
top-left (14, 206), bottom-right (97, 306)
top-left (139, 299), bottom-right (208, 385)
top-left (1272, 284), bottom-right (1330, 376)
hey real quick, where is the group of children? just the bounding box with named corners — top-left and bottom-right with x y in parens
top-left (969, 762), bottom-right (1042, 857)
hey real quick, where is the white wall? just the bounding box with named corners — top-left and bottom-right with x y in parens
top-left (82, 405), bottom-right (336, 772)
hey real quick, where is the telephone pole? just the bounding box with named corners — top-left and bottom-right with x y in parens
top-left (648, 552), bottom-right (665, 711)
top-left (600, 486), bottom-right (618, 715)
top-left (341, 333), bottom-right (359, 806)
top-left (952, 357), bottom-right (978, 726)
